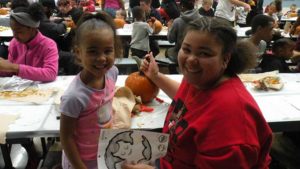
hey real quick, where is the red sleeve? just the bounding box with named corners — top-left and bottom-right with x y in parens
top-left (195, 145), bottom-right (270, 169)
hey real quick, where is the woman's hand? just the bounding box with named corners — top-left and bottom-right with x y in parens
top-left (121, 161), bottom-right (155, 169)
top-left (140, 52), bottom-right (159, 81)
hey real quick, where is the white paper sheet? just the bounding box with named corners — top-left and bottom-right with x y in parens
top-left (131, 101), bottom-right (169, 129)
top-left (98, 129), bottom-right (169, 169)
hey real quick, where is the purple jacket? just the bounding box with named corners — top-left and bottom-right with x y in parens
top-left (0, 31), bottom-right (58, 82)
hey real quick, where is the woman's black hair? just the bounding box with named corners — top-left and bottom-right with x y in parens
top-left (184, 17), bottom-right (257, 75)
top-left (74, 12), bottom-right (122, 63)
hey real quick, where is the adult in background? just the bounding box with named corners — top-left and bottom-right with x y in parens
top-left (246, 0), bottom-right (264, 26)
top-left (166, 0), bottom-right (201, 64)
top-left (0, 3), bottom-right (58, 82)
top-left (214, 0), bottom-right (251, 26)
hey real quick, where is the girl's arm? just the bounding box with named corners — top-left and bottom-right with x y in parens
top-left (60, 114), bottom-right (87, 169)
top-left (141, 53), bottom-right (180, 99)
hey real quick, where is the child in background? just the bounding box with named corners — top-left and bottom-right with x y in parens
top-left (259, 38), bottom-right (295, 73)
top-left (264, 0), bottom-right (282, 28)
top-left (284, 4), bottom-right (297, 18)
top-left (247, 14), bottom-right (275, 61)
top-left (140, 0), bottom-right (162, 57)
top-left (115, 9), bottom-right (127, 20)
top-left (122, 17), bottom-right (272, 169)
top-left (60, 12), bottom-right (122, 169)
top-left (130, 6), bottom-right (156, 58)
top-left (0, 3), bottom-right (58, 82)
top-left (198, 0), bottom-right (214, 17)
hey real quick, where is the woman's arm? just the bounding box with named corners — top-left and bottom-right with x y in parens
top-left (141, 53), bottom-right (180, 98)
top-left (60, 114), bottom-right (87, 169)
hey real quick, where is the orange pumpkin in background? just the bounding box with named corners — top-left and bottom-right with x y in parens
top-left (125, 56), bottom-right (159, 103)
top-left (0, 8), bottom-right (8, 15)
top-left (148, 19), bottom-right (163, 34)
top-left (289, 12), bottom-right (297, 18)
top-left (114, 18), bottom-right (125, 29)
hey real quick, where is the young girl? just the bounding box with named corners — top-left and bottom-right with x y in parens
top-left (122, 17), bottom-right (272, 169)
top-left (60, 12), bottom-right (122, 169)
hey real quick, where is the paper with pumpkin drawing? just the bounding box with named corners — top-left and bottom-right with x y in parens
top-left (97, 129), bottom-right (169, 169)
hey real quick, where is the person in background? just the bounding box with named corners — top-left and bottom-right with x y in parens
top-left (140, 0), bottom-right (162, 57)
top-left (115, 9), bottom-right (127, 20)
top-left (140, 0), bottom-right (162, 23)
top-left (166, 0), bottom-right (201, 64)
top-left (284, 4), bottom-right (297, 17)
top-left (60, 12), bottom-right (122, 169)
top-left (214, 0), bottom-right (251, 26)
top-left (130, 6), bottom-right (156, 58)
top-left (39, 0), bottom-right (67, 47)
top-left (79, 0), bottom-right (95, 12)
top-left (160, 0), bottom-right (180, 23)
top-left (264, 0), bottom-right (282, 28)
top-left (246, 0), bottom-right (264, 26)
top-left (236, 6), bottom-right (248, 27)
top-left (0, 3), bottom-right (58, 82)
top-left (122, 16), bottom-right (271, 169)
top-left (290, 12), bottom-right (300, 36)
top-left (101, 0), bottom-right (124, 18)
top-left (10, 0), bottom-right (29, 10)
top-left (247, 14), bottom-right (275, 63)
top-left (198, 0), bottom-right (214, 17)
top-left (56, 0), bottom-right (83, 25)
top-left (259, 38), bottom-right (295, 73)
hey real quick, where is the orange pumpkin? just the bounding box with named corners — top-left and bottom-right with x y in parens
top-left (125, 72), bottom-right (159, 104)
top-left (114, 18), bottom-right (125, 29)
top-left (0, 8), bottom-right (8, 15)
top-left (289, 12), bottom-right (297, 18)
top-left (148, 19), bottom-right (163, 34)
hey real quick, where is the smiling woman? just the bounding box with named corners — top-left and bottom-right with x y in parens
top-left (121, 17), bottom-right (273, 169)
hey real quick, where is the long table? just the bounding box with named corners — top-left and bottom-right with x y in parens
top-left (1, 74), bottom-right (299, 138)
top-left (0, 74), bottom-right (300, 167)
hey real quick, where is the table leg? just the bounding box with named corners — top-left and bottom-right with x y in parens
top-left (0, 144), bottom-right (14, 169)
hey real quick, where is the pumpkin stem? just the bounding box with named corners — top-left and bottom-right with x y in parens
top-left (132, 56), bottom-right (144, 75)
